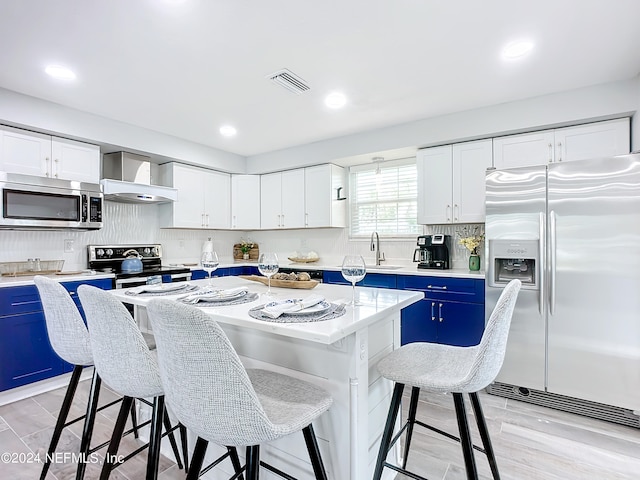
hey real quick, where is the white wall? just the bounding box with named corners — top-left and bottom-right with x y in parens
top-left (0, 202), bottom-right (240, 271)
top-left (0, 87), bottom-right (245, 173)
top-left (246, 76), bottom-right (640, 172)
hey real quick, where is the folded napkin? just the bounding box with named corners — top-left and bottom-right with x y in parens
top-left (127, 283), bottom-right (189, 295)
top-left (181, 287), bottom-right (247, 303)
top-left (262, 294), bottom-right (325, 319)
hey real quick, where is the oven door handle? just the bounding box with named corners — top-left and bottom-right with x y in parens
top-left (115, 277), bottom-right (149, 288)
top-left (169, 273), bottom-right (192, 282)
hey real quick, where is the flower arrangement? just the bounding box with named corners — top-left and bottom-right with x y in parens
top-left (239, 240), bottom-right (255, 255)
top-left (456, 226), bottom-right (484, 256)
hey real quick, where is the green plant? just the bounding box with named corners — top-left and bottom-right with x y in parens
top-left (240, 240), bottom-right (254, 254)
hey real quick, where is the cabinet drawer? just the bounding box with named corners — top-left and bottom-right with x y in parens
top-left (0, 285), bottom-right (41, 316)
top-left (397, 275), bottom-right (483, 302)
top-left (322, 271), bottom-right (396, 289)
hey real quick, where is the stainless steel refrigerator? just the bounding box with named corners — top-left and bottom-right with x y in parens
top-left (485, 154), bottom-right (640, 425)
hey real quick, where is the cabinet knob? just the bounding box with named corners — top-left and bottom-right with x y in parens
top-left (431, 301), bottom-right (436, 321)
top-left (548, 143), bottom-right (553, 163)
top-left (438, 303), bottom-right (443, 322)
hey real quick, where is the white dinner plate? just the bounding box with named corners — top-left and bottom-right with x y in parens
top-left (129, 283), bottom-right (190, 294)
top-left (190, 290), bottom-right (247, 302)
top-left (264, 299), bottom-right (331, 316)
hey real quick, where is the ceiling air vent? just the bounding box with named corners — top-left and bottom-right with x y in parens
top-left (267, 68), bottom-right (310, 94)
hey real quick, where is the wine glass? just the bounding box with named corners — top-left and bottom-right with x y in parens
top-left (201, 251), bottom-right (219, 285)
top-left (341, 255), bottom-right (366, 306)
top-left (258, 253), bottom-right (279, 297)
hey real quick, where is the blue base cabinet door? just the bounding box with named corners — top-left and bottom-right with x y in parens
top-left (0, 311), bottom-right (65, 391)
top-left (0, 279), bottom-right (113, 391)
top-left (434, 300), bottom-right (484, 346)
top-left (397, 275), bottom-right (485, 347)
top-left (400, 299), bottom-right (439, 344)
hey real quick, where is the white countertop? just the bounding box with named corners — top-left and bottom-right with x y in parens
top-left (0, 271), bottom-right (115, 288)
top-left (173, 260), bottom-right (485, 279)
top-left (110, 277), bottom-right (423, 345)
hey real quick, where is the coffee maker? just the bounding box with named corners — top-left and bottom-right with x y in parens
top-left (413, 234), bottom-right (451, 269)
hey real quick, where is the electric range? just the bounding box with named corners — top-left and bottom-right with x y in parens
top-left (87, 244), bottom-right (191, 288)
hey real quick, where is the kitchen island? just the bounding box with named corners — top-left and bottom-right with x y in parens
top-left (111, 276), bottom-right (423, 480)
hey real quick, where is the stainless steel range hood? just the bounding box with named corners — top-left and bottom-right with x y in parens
top-left (101, 152), bottom-right (177, 203)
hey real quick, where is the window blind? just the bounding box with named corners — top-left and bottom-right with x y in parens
top-left (349, 159), bottom-right (421, 237)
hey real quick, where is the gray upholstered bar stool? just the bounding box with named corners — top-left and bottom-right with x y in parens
top-left (35, 276), bottom-right (140, 480)
top-left (77, 284), bottom-right (186, 480)
top-left (372, 279), bottom-right (521, 480)
top-left (146, 298), bottom-right (333, 480)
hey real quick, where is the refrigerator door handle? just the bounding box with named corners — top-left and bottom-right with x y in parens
top-left (539, 212), bottom-right (546, 316)
top-left (549, 210), bottom-right (557, 315)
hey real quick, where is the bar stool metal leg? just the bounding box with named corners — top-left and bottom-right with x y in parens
top-left (76, 370), bottom-right (102, 480)
top-left (179, 424), bottom-right (189, 473)
top-left (402, 386), bottom-right (421, 469)
top-left (162, 410), bottom-right (184, 469)
top-left (100, 396), bottom-right (134, 480)
top-left (40, 365), bottom-right (83, 480)
top-left (245, 445), bottom-right (260, 480)
top-left (453, 393), bottom-right (478, 480)
top-left (372, 382), bottom-right (405, 480)
top-left (185, 437), bottom-right (208, 480)
top-left (470, 392), bottom-right (500, 480)
top-left (146, 396), bottom-right (165, 480)
top-left (302, 424), bottom-right (328, 480)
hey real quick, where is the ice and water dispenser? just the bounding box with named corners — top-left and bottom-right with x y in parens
top-left (488, 239), bottom-right (538, 289)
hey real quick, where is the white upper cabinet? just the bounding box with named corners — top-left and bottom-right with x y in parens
top-left (0, 125), bottom-right (99, 182)
top-left (453, 140), bottom-right (493, 223)
top-left (493, 118), bottom-right (630, 169)
top-left (417, 139), bottom-right (492, 224)
top-left (304, 164), bottom-right (346, 228)
top-left (231, 175), bottom-right (260, 229)
top-left (260, 169), bottom-right (305, 229)
top-left (417, 145), bottom-right (453, 224)
top-left (260, 165), bottom-right (346, 230)
top-left (159, 163), bottom-right (230, 229)
top-left (51, 137), bottom-right (100, 183)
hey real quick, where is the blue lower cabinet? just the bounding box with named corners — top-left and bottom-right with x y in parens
top-left (0, 310), bottom-right (65, 391)
top-left (0, 278), bottom-right (113, 391)
top-left (242, 266), bottom-right (259, 276)
top-left (397, 275), bottom-right (485, 347)
top-left (401, 298), bottom-right (484, 347)
top-left (191, 269), bottom-right (207, 280)
top-left (322, 271), bottom-right (397, 289)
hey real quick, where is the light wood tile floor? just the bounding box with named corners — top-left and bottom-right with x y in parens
top-left (0, 379), bottom-right (638, 479)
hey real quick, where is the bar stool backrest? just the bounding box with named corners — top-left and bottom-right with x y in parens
top-left (147, 299), bottom-right (280, 446)
top-left (464, 278), bottom-right (521, 392)
top-left (34, 276), bottom-right (92, 366)
top-left (77, 285), bottom-right (162, 398)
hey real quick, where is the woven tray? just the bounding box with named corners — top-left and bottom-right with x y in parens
top-left (287, 257), bottom-right (320, 263)
top-left (239, 275), bottom-right (319, 289)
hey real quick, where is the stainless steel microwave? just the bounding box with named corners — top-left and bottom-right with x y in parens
top-left (0, 172), bottom-right (103, 230)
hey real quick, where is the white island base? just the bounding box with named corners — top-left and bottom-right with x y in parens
top-left (115, 278), bottom-right (422, 479)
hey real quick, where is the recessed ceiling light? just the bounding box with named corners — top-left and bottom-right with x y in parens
top-left (219, 125), bottom-right (237, 137)
top-left (501, 40), bottom-right (534, 60)
top-left (44, 65), bottom-right (76, 80)
top-left (325, 92), bottom-right (347, 109)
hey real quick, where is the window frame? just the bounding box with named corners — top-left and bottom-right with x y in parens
top-left (348, 157), bottom-right (421, 239)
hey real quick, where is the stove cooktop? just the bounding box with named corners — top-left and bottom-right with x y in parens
top-left (115, 265), bottom-right (191, 279)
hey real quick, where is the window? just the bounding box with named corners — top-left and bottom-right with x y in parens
top-left (349, 158), bottom-right (421, 237)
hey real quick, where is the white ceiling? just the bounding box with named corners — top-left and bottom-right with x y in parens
top-left (0, 0), bottom-right (639, 158)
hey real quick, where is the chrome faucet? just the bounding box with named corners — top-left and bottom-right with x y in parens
top-left (370, 231), bottom-right (385, 266)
